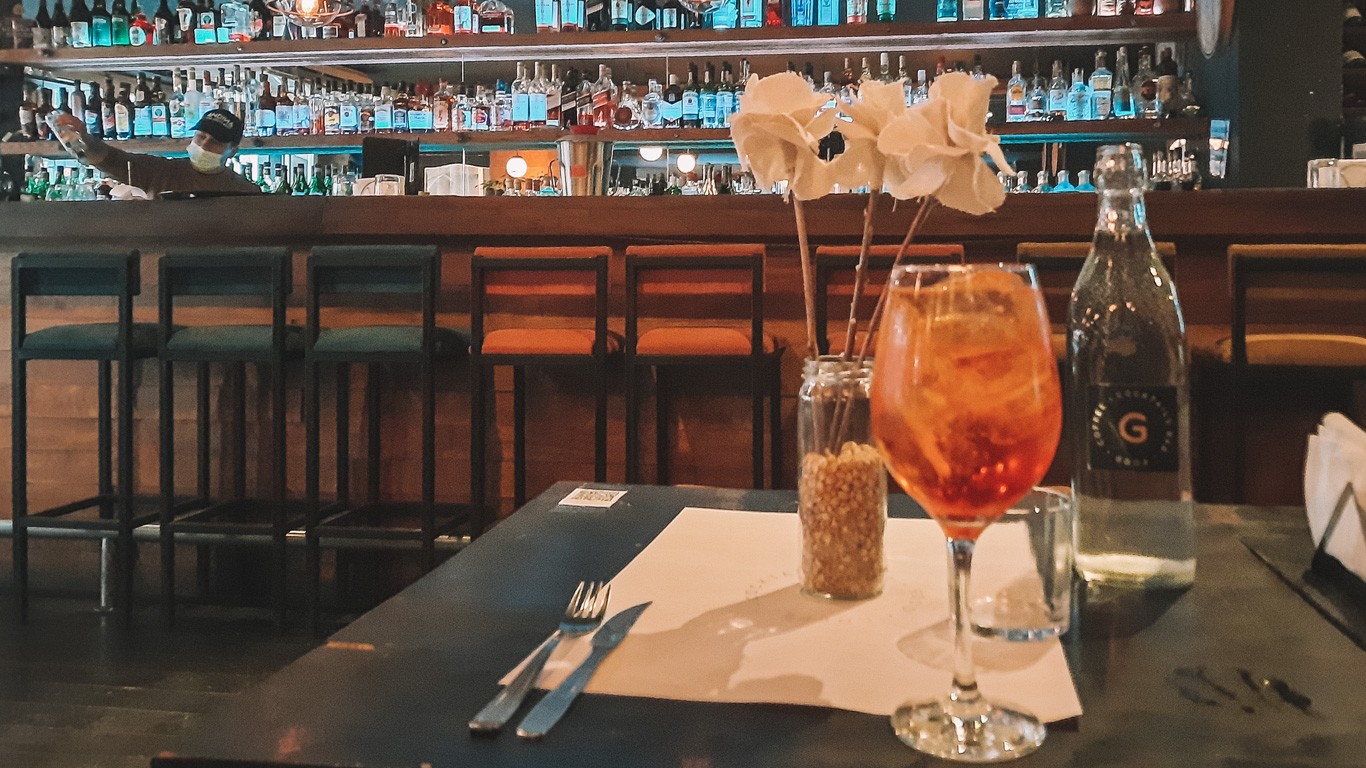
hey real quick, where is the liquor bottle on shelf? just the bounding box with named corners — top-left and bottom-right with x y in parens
top-left (101, 78), bottom-right (117, 138)
top-left (1089, 49), bottom-right (1113, 119)
top-left (150, 78), bottom-right (170, 137)
top-left (254, 77), bottom-right (276, 137)
top-left (511, 64), bottom-right (530, 129)
top-left (535, 0), bottom-right (559, 30)
top-left (717, 62), bottom-right (735, 127)
top-left (711, 0), bottom-right (738, 30)
top-left (52, 0), bottom-right (70, 46)
top-left (113, 84), bottom-right (133, 140)
top-left (681, 65), bottom-right (700, 128)
top-left (546, 65), bottom-right (563, 127)
top-left (395, 82), bottom-right (414, 132)
top-left (639, 78), bottom-right (661, 128)
top-left (427, 0), bottom-right (454, 32)
top-left (1027, 63), bottom-right (1047, 120)
top-left (936, 0), bottom-right (956, 20)
top-left (661, 72), bottom-right (683, 128)
top-left (1112, 47), bottom-right (1134, 118)
top-left (960, 0), bottom-right (983, 20)
top-left (18, 84), bottom-right (39, 139)
top-left (478, 0), bottom-right (514, 32)
top-left (1006, 60), bottom-right (1026, 122)
top-left (1132, 47), bottom-right (1160, 117)
top-left (91, 0), bottom-right (112, 45)
top-left (272, 80), bottom-right (292, 135)
top-left (788, 0), bottom-right (812, 26)
top-left (698, 65), bottom-right (717, 128)
top-left (873, 0), bottom-right (893, 22)
top-left (452, 0), bottom-right (476, 31)
top-left (1066, 67), bottom-right (1087, 121)
top-left (1042, 0), bottom-right (1065, 15)
top-left (529, 64), bottom-right (550, 127)
top-left (614, 81), bottom-right (640, 128)
top-left (1047, 59), bottom-right (1067, 117)
top-left (292, 163), bottom-right (308, 195)
top-left (1053, 169), bottom-right (1075, 191)
top-left (1006, 0), bottom-right (1037, 17)
top-left (152, 0), bottom-right (175, 41)
top-left (608, 0), bottom-right (630, 29)
top-left (432, 80), bottom-right (452, 132)
top-left (383, 0), bottom-right (402, 34)
top-left (1075, 169), bottom-right (1095, 191)
top-left (813, 0), bottom-right (835, 25)
top-left (193, 0), bottom-right (215, 42)
top-left (33, 0), bottom-right (53, 48)
top-left (590, 65), bottom-right (616, 127)
top-left (1033, 170), bottom-right (1050, 192)
top-left (738, 0), bottom-right (760, 27)
top-left (763, 0), bottom-right (781, 25)
top-left (561, 0), bottom-right (584, 28)
top-left (84, 81), bottom-right (104, 136)
top-left (109, 0), bottom-right (130, 43)
top-left (359, 85), bottom-right (377, 132)
top-left (129, 0), bottom-right (154, 44)
top-left (495, 78), bottom-right (512, 129)
top-left (1069, 143), bottom-right (1196, 591)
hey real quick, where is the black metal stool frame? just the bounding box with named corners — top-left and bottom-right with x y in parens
top-left (11, 250), bottom-right (153, 627)
top-left (158, 248), bottom-right (296, 628)
top-left (304, 245), bottom-right (466, 635)
top-left (623, 250), bottom-right (782, 490)
top-left (469, 250), bottom-right (613, 530)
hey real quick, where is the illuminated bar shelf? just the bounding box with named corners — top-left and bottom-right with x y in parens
top-left (0, 15), bottom-right (1195, 71)
top-left (0, 119), bottom-right (1209, 158)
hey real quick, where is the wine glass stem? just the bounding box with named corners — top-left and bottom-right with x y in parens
top-left (947, 537), bottom-right (981, 707)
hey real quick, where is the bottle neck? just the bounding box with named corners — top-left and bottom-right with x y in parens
top-left (1095, 187), bottom-right (1151, 237)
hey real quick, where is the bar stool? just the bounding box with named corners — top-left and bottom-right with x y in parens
top-left (624, 244), bottom-right (782, 489)
top-left (470, 246), bottom-right (617, 524)
top-left (814, 244), bottom-right (966, 356)
top-left (304, 245), bottom-right (468, 633)
top-left (1222, 245), bottom-right (1366, 502)
top-left (1016, 241), bottom-right (1178, 358)
top-left (11, 250), bottom-right (158, 626)
top-left (158, 247), bottom-right (300, 628)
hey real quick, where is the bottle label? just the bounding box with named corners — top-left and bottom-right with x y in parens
top-left (275, 104), bottom-right (292, 132)
top-left (661, 99), bottom-right (682, 124)
top-left (609, 0), bottom-right (628, 24)
top-left (455, 5), bottom-right (473, 31)
top-left (134, 106), bottom-right (152, 137)
top-left (375, 104), bottom-right (393, 131)
top-left (392, 107), bottom-right (408, 131)
top-left (70, 21), bottom-right (91, 47)
top-left (115, 105), bottom-right (131, 137)
top-left (324, 106), bottom-right (341, 133)
top-left (85, 108), bottom-right (103, 136)
top-left (716, 91), bottom-right (734, 123)
top-left (194, 26), bottom-right (215, 43)
top-left (340, 104), bottom-right (359, 131)
top-left (408, 108), bottom-right (431, 131)
top-left (150, 103), bottom-right (169, 136)
top-left (681, 91), bottom-right (698, 119)
top-left (528, 93), bottom-right (548, 123)
top-left (256, 108), bottom-right (275, 135)
top-left (1086, 385), bottom-right (1179, 472)
top-left (816, 0), bottom-right (836, 25)
top-left (536, 0), bottom-right (556, 28)
top-left (512, 93), bottom-right (530, 123)
top-left (129, 25), bottom-right (147, 45)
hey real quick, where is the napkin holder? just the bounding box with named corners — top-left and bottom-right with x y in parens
top-left (1310, 483), bottom-right (1366, 599)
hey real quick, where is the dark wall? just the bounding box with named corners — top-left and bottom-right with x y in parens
top-left (1215, 0), bottom-right (1341, 187)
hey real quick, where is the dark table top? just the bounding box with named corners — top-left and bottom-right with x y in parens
top-left (157, 484), bottom-right (1366, 768)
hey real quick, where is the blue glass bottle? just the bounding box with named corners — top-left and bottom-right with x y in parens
top-left (936, 0), bottom-right (956, 20)
top-left (789, 0), bottom-right (813, 26)
top-left (815, 0), bottom-right (837, 25)
top-left (1006, 0), bottom-right (1037, 17)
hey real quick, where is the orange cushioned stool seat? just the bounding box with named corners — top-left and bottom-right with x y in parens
top-left (471, 246), bottom-right (617, 517)
top-left (625, 244), bottom-right (784, 490)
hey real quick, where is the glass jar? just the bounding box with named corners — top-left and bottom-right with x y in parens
top-left (797, 356), bottom-right (886, 600)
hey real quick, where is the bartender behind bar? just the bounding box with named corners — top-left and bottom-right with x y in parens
top-left (51, 109), bottom-right (262, 197)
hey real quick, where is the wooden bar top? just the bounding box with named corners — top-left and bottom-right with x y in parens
top-left (2, 188), bottom-right (1365, 247)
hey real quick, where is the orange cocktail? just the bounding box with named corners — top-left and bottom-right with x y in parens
top-left (870, 264), bottom-right (1062, 762)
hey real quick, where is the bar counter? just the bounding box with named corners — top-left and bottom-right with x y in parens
top-left (2, 189), bottom-right (1363, 514)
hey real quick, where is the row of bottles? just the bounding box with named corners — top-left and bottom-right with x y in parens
top-left (25, 0), bottom-right (912, 48)
top-left (1002, 46), bottom-right (1201, 123)
top-left (1001, 169), bottom-right (1095, 193)
top-left (15, 60), bottom-right (760, 142)
top-left (936, 0), bottom-right (1186, 20)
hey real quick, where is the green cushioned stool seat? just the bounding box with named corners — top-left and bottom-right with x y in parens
top-left (166, 325), bottom-right (304, 355)
top-left (21, 322), bottom-right (160, 356)
top-left (312, 326), bottom-right (469, 357)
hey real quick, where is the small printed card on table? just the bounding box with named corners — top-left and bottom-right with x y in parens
top-left (558, 487), bottom-right (628, 509)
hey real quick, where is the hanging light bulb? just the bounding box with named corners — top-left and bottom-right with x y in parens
top-left (506, 155), bottom-right (529, 179)
top-left (676, 152), bottom-right (697, 174)
top-left (638, 145), bottom-right (664, 162)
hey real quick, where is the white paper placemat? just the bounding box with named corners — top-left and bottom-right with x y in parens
top-left (508, 507), bottom-right (1083, 722)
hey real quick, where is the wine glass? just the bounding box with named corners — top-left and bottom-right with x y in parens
top-left (870, 264), bottom-right (1062, 762)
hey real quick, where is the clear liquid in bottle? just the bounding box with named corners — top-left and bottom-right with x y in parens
top-left (1068, 143), bottom-right (1196, 590)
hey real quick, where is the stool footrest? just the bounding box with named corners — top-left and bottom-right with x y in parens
top-left (317, 502), bottom-right (470, 541)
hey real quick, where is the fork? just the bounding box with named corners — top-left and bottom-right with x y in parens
top-left (468, 580), bottom-right (610, 734)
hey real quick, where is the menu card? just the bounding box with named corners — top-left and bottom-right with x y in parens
top-left (508, 507), bottom-right (1083, 723)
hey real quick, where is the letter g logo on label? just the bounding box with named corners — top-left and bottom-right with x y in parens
top-left (1118, 411), bottom-right (1148, 445)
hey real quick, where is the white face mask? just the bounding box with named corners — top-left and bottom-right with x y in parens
top-left (186, 142), bottom-right (227, 173)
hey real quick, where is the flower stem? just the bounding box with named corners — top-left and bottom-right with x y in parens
top-left (792, 197), bottom-right (820, 363)
top-left (839, 188), bottom-right (882, 363)
top-left (855, 198), bottom-right (938, 366)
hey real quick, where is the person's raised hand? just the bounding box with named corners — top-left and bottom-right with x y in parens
top-left (51, 112), bottom-right (87, 137)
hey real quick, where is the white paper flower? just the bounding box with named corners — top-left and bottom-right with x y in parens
top-left (876, 72), bottom-right (1012, 215)
top-left (730, 73), bottom-right (838, 200)
top-left (827, 78), bottom-right (908, 192)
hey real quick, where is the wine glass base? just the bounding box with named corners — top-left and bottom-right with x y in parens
top-left (890, 697), bottom-right (1045, 763)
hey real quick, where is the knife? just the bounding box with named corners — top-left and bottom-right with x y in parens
top-left (514, 601), bottom-right (652, 740)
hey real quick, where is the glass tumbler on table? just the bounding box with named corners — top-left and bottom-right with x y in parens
top-left (871, 264), bottom-right (1063, 762)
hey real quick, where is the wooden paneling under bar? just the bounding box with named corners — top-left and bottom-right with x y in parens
top-left (0, 15), bottom-right (1196, 70)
